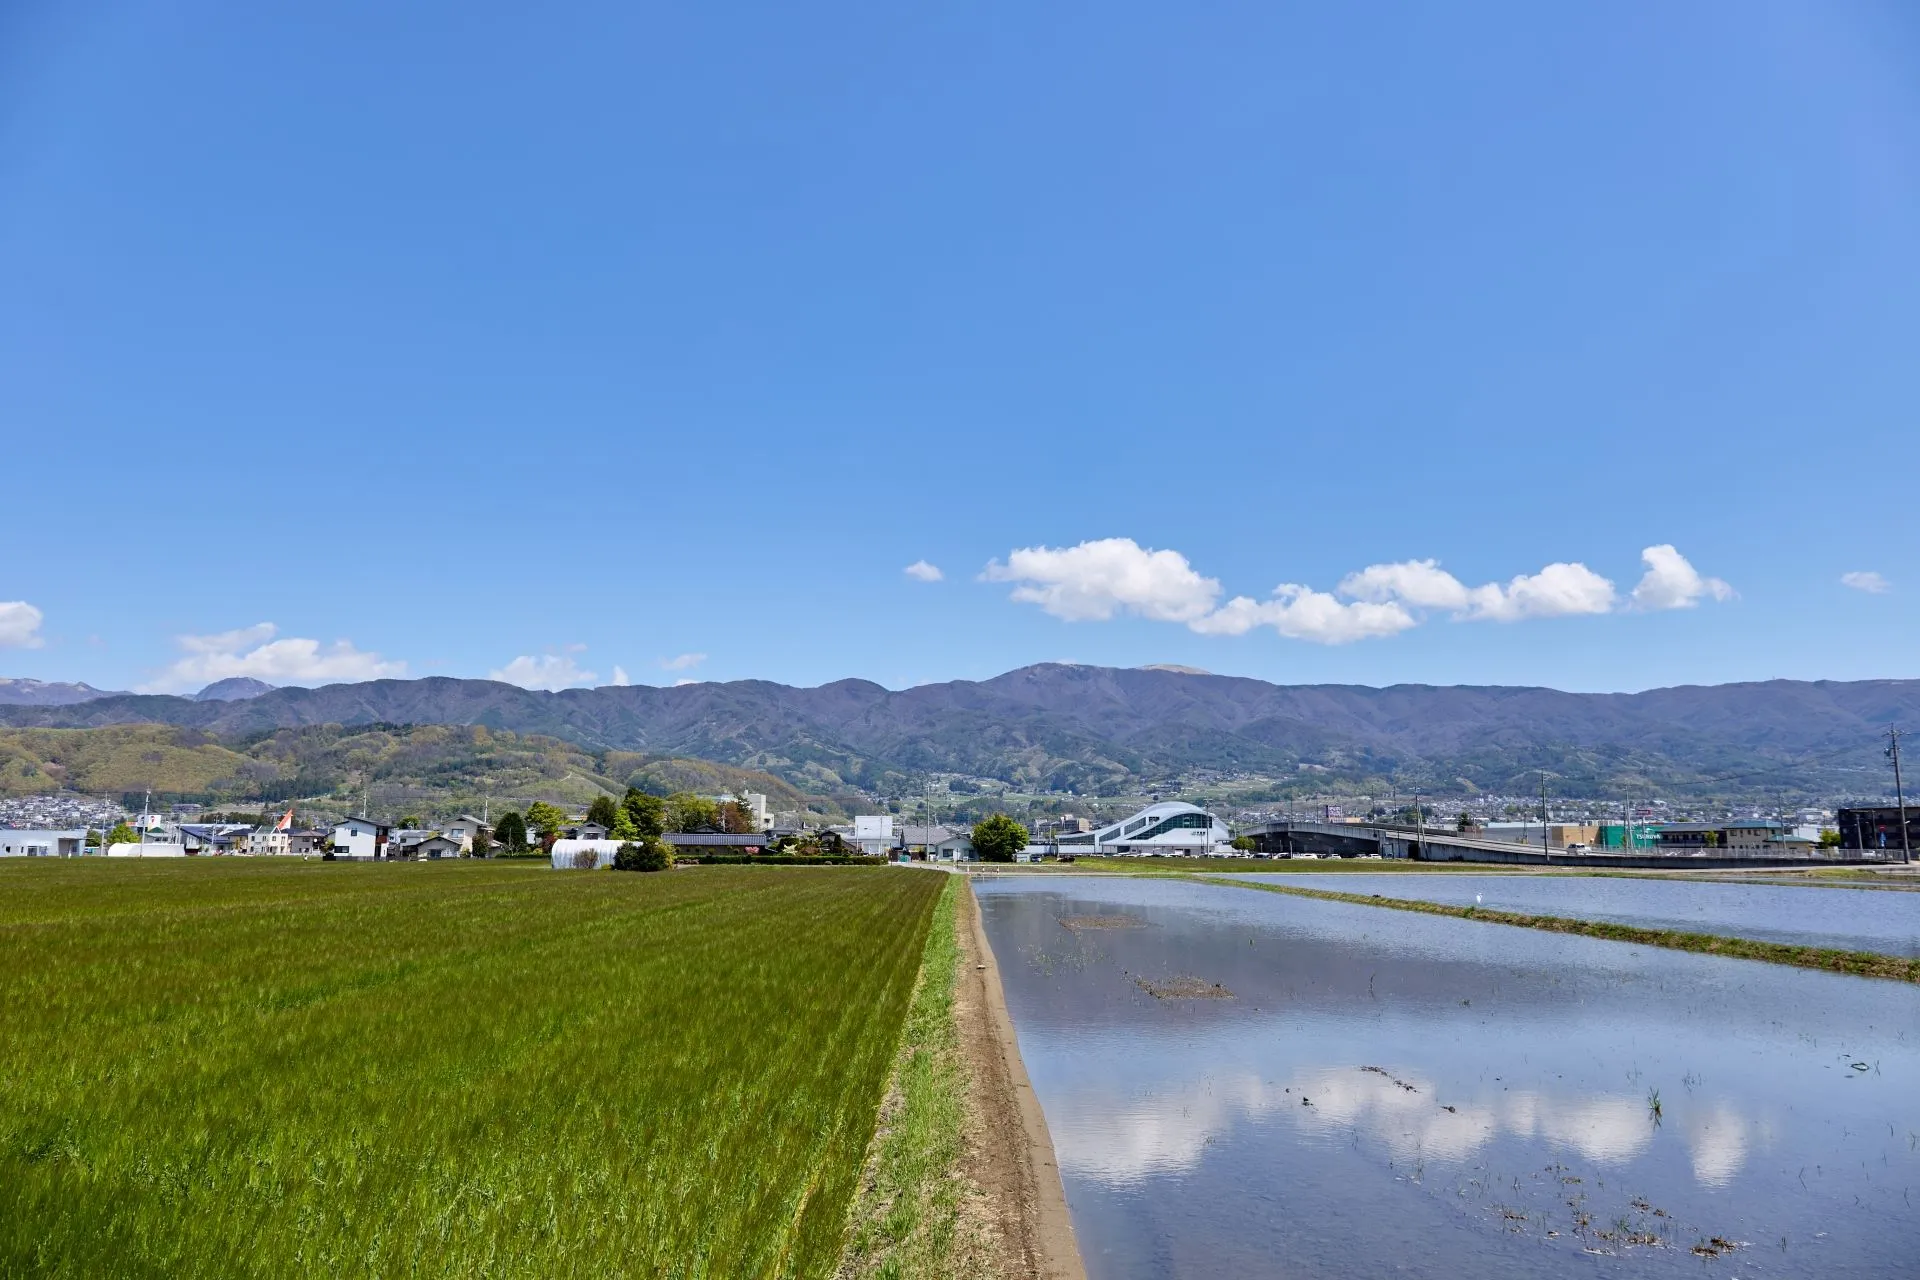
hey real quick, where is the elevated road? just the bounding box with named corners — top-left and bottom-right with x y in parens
top-left (1237, 819), bottom-right (1886, 871)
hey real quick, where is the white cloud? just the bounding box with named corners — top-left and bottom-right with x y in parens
top-left (659, 652), bottom-right (706, 671)
top-left (982, 538), bottom-right (1222, 623)
top-left (142, 623), bottom-right (404, 692)
top-left (1189, 587), bottom-right (1417, 644)
top-left (672, 678), bottom-right (700, 687)
top-left (1629, 544), bottom-right (1734, 611)
top-left (1337, 560), bottom-right (1474, 612)
top-left (611, 665), bottom-right (631, 686)
top-left (988, 538), bottom-right (1729, 645)
top-left (0, 601), bottom-right (46, 649)
top-left (1841, 570), bottom-right (1890, 594)
top-left (489, 653), bottom-right (597, 691)
top-left (1340, 558), bottom-right (1617, 621)
top-left (1471, 561), bottom-right (1620, 621)
top-left (903, 560), bottom-right (944, 582)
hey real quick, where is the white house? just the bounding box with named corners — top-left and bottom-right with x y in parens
top-left (330, 817), bottom-right (389, 860)
top-left (851, 815), bottom-right (895, 858)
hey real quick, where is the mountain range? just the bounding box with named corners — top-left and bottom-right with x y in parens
top-left (3, 664), bottom-right (1915, 799)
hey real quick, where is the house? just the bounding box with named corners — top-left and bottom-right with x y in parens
top-left (850, 815), bottom-right (894, 858)
top-left (563, 822), bottom-right (610, 842)
top-left (404, 835), bottom-right (463, 860)
top-left (443, 815), bottom-right (489, 850)
top-left (330, 817), bottom-right (390, 860)
top-left (896, 824), bottom-right (956, 858)
top-left (932, 832), bottom-right (976, 862)
top-left (287, 828), bottom-right (327, 857)
top-left (250, 826), bottom-right (291, 857)
top-left (178, 823), bottom-right (254, 855)
top-left (386, 830), bottom-right (462, 860)
top-left (385, 829), bottom-right (440, 859)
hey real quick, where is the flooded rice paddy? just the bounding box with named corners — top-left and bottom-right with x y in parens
top-left (976, 875), bottom-right (1920, 1279)
top-left (1225, 872), bottom-right (1920, 956)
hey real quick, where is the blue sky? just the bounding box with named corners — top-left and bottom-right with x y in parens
top-left (2, 1), bottom-right (1916, 695)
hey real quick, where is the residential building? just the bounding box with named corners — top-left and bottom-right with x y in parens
top-left (896, 824), bottom-right (957, 857)
top-left (563, 822), bottom-right (610, 842)
top-left (250, 825), bottom-right (292, 857)
top-left (390, 832), bottom-right (462, 860)
top-left (1653, 820), bottom-right (1789, 855)
top-left (287, 828), bottom-right (327, 857)
top-left (851, 815), bottom-right (894, 858)
top-left (1837, 807), bottom-right (1920, 855)
top-left (330, 817), bottom-right (390, 860)
top-left (443, 815), bottom-right (489, 850)
top-left (178, 823), bottom-right (255, 855)
top-left (933, 832), bottom-right (976, 861)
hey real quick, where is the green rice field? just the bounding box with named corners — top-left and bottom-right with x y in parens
top-left (0, 860), bottom-right (944, 1278)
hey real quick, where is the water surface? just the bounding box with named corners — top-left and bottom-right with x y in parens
top-left (978, 875), bottom-right (1920, 1279)
top-left (1225, 872), bottom-right (1920, 956)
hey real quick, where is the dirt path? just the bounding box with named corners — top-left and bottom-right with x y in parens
top-left (955, 874), bottom-right (1087, 1280)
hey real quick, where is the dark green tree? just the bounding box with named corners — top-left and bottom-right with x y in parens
top-left (971, 813), bottom-right (1028, 863)
top-left (664, 792), bottom-right (719, 834)
top-left (494, 811), bottom-right (529, 852)
top-left (586, 795), bottom-right (620, 829)
top-left (621, 788), bottom-right (665, 839)
top-left (399, 814), bottom-right (424, 830)
top-left (613, 838), bottom-right (671, 872)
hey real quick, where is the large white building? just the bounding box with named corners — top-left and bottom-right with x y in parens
top-left (1061, 802), bottom-right (1232, 857)
top-left (0, 828), bottom-right (85, 857)
top-left (850, 815), bottom-right (895, 858)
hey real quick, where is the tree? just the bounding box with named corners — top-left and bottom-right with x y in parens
top-left (621, 788), bottom-right (665, 839)
top-left (470, 829), bottom-right (493, 858)
top-left (719, 799), bottom-right (756, 834)
top-left (664, 792), bottom-right (719, 834)
top-left (971, 813), bottom-right (1028, 863)
top-left (1230, 835), bottom-right (1255, 853)
top-left (399, 814), bottom-right (424, 830)
top-left (1456, 812), bottom-right (1477, 833)
top-left (84, 828), bottom-right (103, 849)
top-left (105, 821), bottom-right (138, 848)
top-left (494, 811), bottom-right (529, 853)
top-left (614, 838), bottom-right (671, 872)
top-left (525, 802), bottom-right (567, 843)
top-left (1818, 828), bottom-right (1842, 848)
top-left (586, 795), bottom-right (620, 829)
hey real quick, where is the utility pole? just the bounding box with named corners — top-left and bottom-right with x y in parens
top-left (1888, 727), bottom-right (1912, 865)
top-left (1539, 770), bottom-right (1551, 860)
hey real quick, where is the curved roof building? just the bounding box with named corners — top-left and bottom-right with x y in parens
top-left (1067, 801), bottom-right (1231, 856)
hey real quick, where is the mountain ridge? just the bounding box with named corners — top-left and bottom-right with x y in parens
top-left (4, 664), bottom-right (1916, 797)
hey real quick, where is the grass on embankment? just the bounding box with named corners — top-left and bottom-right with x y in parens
top-left (0, 859), bottom-right (943, 1278)
top-left (837, 876), bottom-right (987, 1280)
top-left (1201, 875), bottom-right (1920, 985)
